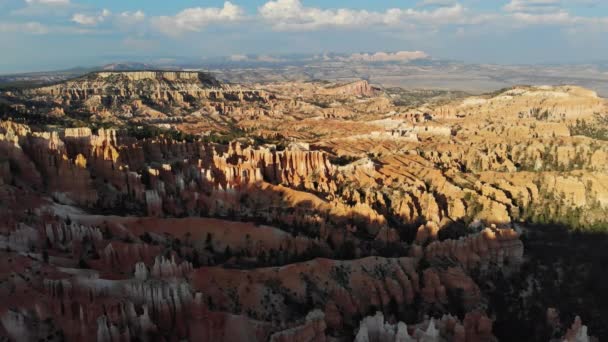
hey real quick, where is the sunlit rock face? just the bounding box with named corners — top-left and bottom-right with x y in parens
top-left (25, 71), bottom-right (221, 108)
top-left (319, 80), bottom-right (378, 97)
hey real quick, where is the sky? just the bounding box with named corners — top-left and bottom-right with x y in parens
top-left (0, 0), bottom-right (607, 73)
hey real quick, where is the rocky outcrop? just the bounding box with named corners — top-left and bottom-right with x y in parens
top-left (434, 86), bottom-right (605, 121)
top-left (353, 311), bottom-right (495, 342)
top-left (98, 241), bottom-right (163, 275)
top-left (423, 227), bottom-right (524, 271)
top-left (560, 316), bottom-right (593, 342)
top-left (27, 71), bottom-right (221, 106)
top-left (354, 312), bottom-right (416, 342)
top-left (150, 255), bottom-right (193, 278)
top-left (9, 71), bottom-right (281, 124)
top-left (96, 71), bottom-right (208, 82)
top-left (45, 222), bottom-right (103, 247)
top-left (321, 80), bottom-right (377, 97)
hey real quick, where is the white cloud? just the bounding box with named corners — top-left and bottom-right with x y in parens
top-left (151, 1), bottom-right (244, 36)
top-left (259, 0), bottom-right (471, 31)
top-left (344, 51), bottom-right (429, 63)
top-left (499, 0), bottom-right (606, 28)
top-left (511, 10), bottom-right (574, 24)
top-left (71, 10), bottom-right (110, 26)
top-left (71, 13), bottom-right (97, 25)
top-left (259, 0), bottom-right (394, 31)
top-left (499, 0), bottom-right (608, 30)
top-left (509, 10), bottom-right (608, 29)
top-left (504, 0), bottom-right (561, 13)
top-left (11, 0), bottom-right (608, 44)
top-left (27, 0), bottom-right (607, 41)
top-left (400, 4), bottom-right (469, 23)
top-left (119, 10), bottom-right (145, 22)
top-left (71, 9), bottom-right (144, 29)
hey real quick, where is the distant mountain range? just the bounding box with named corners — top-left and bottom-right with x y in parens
top-left (2, 53), bottom-right (608, 96)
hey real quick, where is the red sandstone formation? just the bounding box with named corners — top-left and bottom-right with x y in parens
top-left (320, 80), bottom-right (377, 97)
top-left (423, 227), bottom-right (524, 271)
top-left (188, 257), bottom-right (420, 330)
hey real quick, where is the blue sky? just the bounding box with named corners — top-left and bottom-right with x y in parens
top-left (0, 0), bottom-right (607, 73)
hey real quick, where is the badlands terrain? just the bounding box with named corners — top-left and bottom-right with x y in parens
top-left (0, 70), bottom-right (606, 341)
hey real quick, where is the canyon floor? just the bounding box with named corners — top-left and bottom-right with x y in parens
top-left (0, 71), bottom-right (606, 341)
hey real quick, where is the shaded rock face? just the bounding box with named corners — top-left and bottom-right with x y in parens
top-left (424, 228), bottom-right (524, 272)
top-left (190, 257), bottom-right (421, 329)
top-left (0, 207), bottom-right (519, 341)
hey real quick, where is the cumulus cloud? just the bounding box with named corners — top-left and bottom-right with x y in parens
top-left (71, 13), bottom-right (98, 25)
top-left (508, 9), bottom-right (608, 29)
top-left (70, 9), bottom-right (146, 35)
top-left (11, 0), bottom-right (608, 43)
top-left (151, 1), bottom-right (244, 36)
top-left (71, 10), bottom-right (111, 26)
top-left (259, 0), bottom-right (470, 31)
top-left (259, 0), bottom-right (383, 30)
top-left (504, 0), bottom-right (561, 13)
top-left (344, 51), bottom-right (429, 63)
top-left (511, 10), bottom-right (574, 24)
top-left (119, 11), bottom-right (145, 22)
top-left (500, 0), bottom-right (608, 28)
